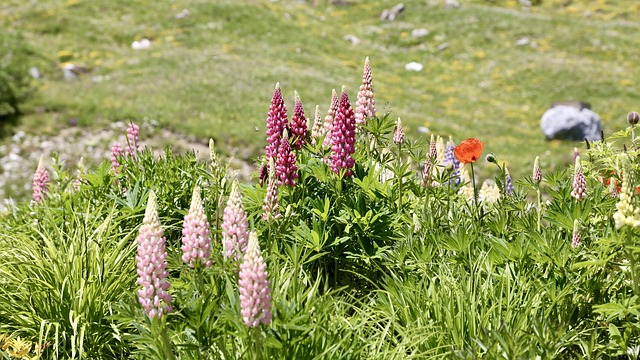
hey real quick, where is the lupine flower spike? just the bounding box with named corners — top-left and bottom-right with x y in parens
top-left (222, 179), bottom-right (249, 260)
top-left (310, 105), bottom-right (323, 146)
top-left (276, 131), bottom-right (299, 186)
top-left (181, 186), bottom-right (212, 268)
top-left (32, 155), bottom-right (49, 203)
top-left (126, 122), bottom-right (141, 158)
top-left (290, 91), bottom-right (308, 150)
top-left (572, 219), bottom-right (582, 248)
top-left (209, 138), bottom-right (220, 176)
top-left (533, 156), bottom-right (542, 184)
top-left (239, 231), bottom-right (273, 327)
top-left (613, 157), bottom-right (640, 229)
top-left (111, 142), bottom-right (123, 172)
top-left (330, 86), bottom-right (357, 176)
top-left (573, 147), bottom-right (579, 163)
top-left (393, 117), bottom-right (405, 145)
top-left (571, 156), bottom-right (587, 201)
top-left (422, 134), bottom-right (437, 187)
top-left (479, 180), bottom-right (501, 205)
top-left (136, 191), bottom-right (172, 318)
top-left (266, 83), bottom-right (288, 161)
top-left (262, 157), bottom-right (281, 221)
top-left (73, 157), bottom-right (86, 192)
top-left (323, 89), bottom-right (339, 148)
top-left (355, 56), bottom-right (376, 130)
top-left (504, 166), bottom-right (514, 196)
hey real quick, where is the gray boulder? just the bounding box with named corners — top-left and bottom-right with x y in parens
top-left (540, 104), bottom-right (602, 141)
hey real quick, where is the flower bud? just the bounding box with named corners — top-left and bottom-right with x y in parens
top-left (485, 153), bottom-right (497, 164)
top-left (628, 111), bottom-right (639, 125)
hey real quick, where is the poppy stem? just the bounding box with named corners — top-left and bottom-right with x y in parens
top-left (470, 162), bottom-right (478, 210)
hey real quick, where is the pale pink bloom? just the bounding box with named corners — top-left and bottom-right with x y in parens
top-left (181, 186), bottom-right (212, 267)
top-left (571, 156), bottom-right (587, 201)
top-left (393, 117), bottom-right (405, 145)
top-left (32, 156), bottom-right (49, 203)
top-left (310, 105), bottom-right (323, 146)
top-left (322, 89), bottom-right (339, 148)
top-left (126, 122), bottom-right (141, 158)
top-left (111, 142), bottom-right (123, 172)
top-left (355, 57), bottom-right (376, 129)
top-left (239, 231), bottom-right (272, 327)
top-left (222, 179), bottom-right (249, 260)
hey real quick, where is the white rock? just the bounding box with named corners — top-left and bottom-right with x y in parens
top-left (343, 35), bottom-right (360, 45)
top-left (516, 37), bottom-right (530, 46)
top-left (418, 126), bottom-right (429, 134)
top-left (411, 29), bottom-right (429, 38)
top-left (131, 38), bottom-right (151, 50)
top-left (175, 9), bottom-right (190, 19)
top-left (29, 67), bottom-right (41, 79)
top-left (405, 62), bottom-right (423, 71)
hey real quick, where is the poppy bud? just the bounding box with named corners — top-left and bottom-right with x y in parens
top-left (628, 111), bottom-right (639, 125)
top-left (485, 153), bottom-right (497, 164)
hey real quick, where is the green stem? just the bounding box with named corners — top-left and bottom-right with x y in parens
top-left (536, 187), bottom-right (542, 233)
top-left (470, 162), bottom-right (478, 211)
top-left (252, 328), bottom-right (263, 360)
top-left (626, 229), bottom-right (639, 295)
top-left (397, 143), bottom-right (403, 215)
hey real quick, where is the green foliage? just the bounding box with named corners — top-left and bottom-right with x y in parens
top-left (0, 31), bottom-right (35, 116)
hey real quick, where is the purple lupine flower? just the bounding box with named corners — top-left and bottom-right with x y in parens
top-left (111, 142), bottom-right (123, 172)
top-left (262, 157), bottom-right (280, 221)
top-left (330, 86), bottom-right (356, 176)
top-left (290, 91), bottom-right (308, 150)
top-left (533, 156), bottom-right (542, 185)
top-left (505, 167), bottom-right (514, 195)
top-left (571, 156), bottom-right (587, 201)
top-left (573, 147), bottom-right (579, 163)
top-left (181, 186), bottom-right (212, 268)
top-left (355, 57), bottom-right (376, 129)
top-left (32, 156), bottom-right (49, 203)
top-left (126, 122), bottom-right (141, 158)
top-left (275, 131), bottom-right (298, 186)
top-left (310, 105), bottom-right (323, 146)
top-left (444, 137), bottom-right (460, 185)
top-left (222, 179), bottom-right (249, 260)
top-left (393, 117), bottom-right (405, 145)
top-left (571, 219), bottom-right (581, 248)
top-left (239, 231), bottom-right (272, 327)
top-left (422, 135), bottom-right (437, 187)
top-left (265, 83), bottom-right (288, 161)
top-left (322, 89), bottom-right (339, 148)
top-left (136, 191), bottom-right (172, 319)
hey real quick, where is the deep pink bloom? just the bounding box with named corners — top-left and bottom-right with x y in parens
top-left (355, 57), bottom-right (376, 129)
top-left (330, 86), bottom-right (356, 176)
top-left (239, 231), bottom-right (272, 327)
top-left (323, 89), bottom-right (339, 148)
top-left (111, 142), bottom-right (123, 172)
top-left (276, 131), bottom-right (298, 186)
top-left (265, 83), bottom-right (288, 161)
top-left (136, 191), bottom-right (172, 319)
top-left (126, 122), bottom-right (141, 158)
top-left (262, 158), bottom-right (280, 221)
top-left (181, 186), bottom-right (212, 267)
top-left (222, 180), bottom-right (249, 260)
top-left (290, 91), bottom-right (308, 150)
top-left (571, 156), bottom-right (587, 201)
top-left (32, 156), bottom-right (49, 203)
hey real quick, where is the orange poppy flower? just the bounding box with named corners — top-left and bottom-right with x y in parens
top-left (454, 138), bottom-right (484, 164)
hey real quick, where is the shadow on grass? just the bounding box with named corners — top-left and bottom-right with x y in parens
top-left (0, 111), bottom-right (21, 138)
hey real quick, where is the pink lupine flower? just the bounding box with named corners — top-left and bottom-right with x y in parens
top-left (73, 157), bottom-right (86, 192)
top-left (310, 105), bottom-right (323, 146)
top-left (239, 231), bottom-right (272, 327)
top-left (126, 122), bottom-right (141, 158)
top-left (422, 134), bottom-right (437, 187)
top-left (262, 158), bottom-right (280, 221)
top-left (322, 89), bottom-right (339, 148)
top-left (393, 117), bottom-right (405, 145)
top-left (571, 219), bottom-right (581, 248)
top-left (136, 191), bottom-right (172, 319)
top-left (330, 86), bottom-right (356, 176)
top-left (355, 56), bottom-right (376, 129)
top-left (571, 156), bottom-right (587, 201)
top-left (111, 142), bottom-right (123, 172)
top-left (258, 162), bottom-right (268, 187)
top-left (265, 83), bottom-right (288, 161)
top-left (32, 156), bottom-right (49, 203)
top-left (276, 131), bottom-right (298, 186)
top-left (532, 156), bottom-right (542, 184)
top-left (222, 179), bottom-right (249, 260)
top-left (181, 186), bottom-right (212, 268)
top-left (289, 91), bottom-right (308, 150)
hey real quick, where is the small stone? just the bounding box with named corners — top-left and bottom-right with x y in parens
top-left (418, 126), bottom-right (429, 134)
top-left (516, 37), bottom-right (530, 46)
top-left (29, 67), bottom-right (41, 79)
top-left (444, 0), bottom-right (460, 9)
top-left (411, 29), bottom-right (429, 38)
top-left (380, 3), bottom-right (405, 21)
top-left (131, 38), bottom-right (151, 50)
top-left (540, 103), bottom-right (602, 141)
top-left (343, 35), bottom-right (360, 45)
top-left (175, 9), bottom-right (190, 19)
top-left (437, 42), bottom-right (448, 51)
top-left (405, 62), bottom-right (423, 71)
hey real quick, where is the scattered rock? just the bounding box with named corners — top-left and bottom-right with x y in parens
top-left (437, 42), bottom-right (448, 51)
top-left (343, 35), bottom-right (360, 45)
top-left (131, 38), bottom-right (151, 50)
top-left (405, 62), bottom-right (423, 71)
top-left (418, 126), bottom-right (429, 134)
top-left (380, 3), bottom-right (405, 21)
top-left (29, 67), bottom-right (41, 79)
top-left (540, 103), bottom-right (602, 141)
top-left (61, 63), bottom-right (88, 81)
top-left (444, 0), bottom-right (460, 9)
top-left (175, 9), bottom-right (190, 19)
top-left (411, 29), bottom-right (429, 38)
top-left (516, 37), bottom-right (530, 46)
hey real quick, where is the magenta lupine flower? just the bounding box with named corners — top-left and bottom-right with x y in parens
top-left (222, 179), bottom-right (249, 260)
top-left (126, 122), bottom-right (141, 158)
top-left (355, 57), bottom-right (376, 129)
top-left (290, 91), bottom-right (308, 150)
top-left (181, 186), bottom-right (212, 268)
top-left (265, 83), bottom-right (289, 161)
top-left (239, 231), bottom-right (272, 328)
top-left (310, 105), bottom-right (323, 146)
top-left (111, 142), bottom-right (123, 172)
top-left (393, 117), bottom-right (405, 145)
top-left (32, 156), bottom-right (49, 203)
top-left (571, 219), bottom-right (581, 248)
top-left (136, 191), bottom-right (172, 319)
top-left (262, 158), bottom-right (280, 221)
top-left (533, 156), bottom-right (542, 185)
top-left (258, 162), bottom-right (268, 187)
top-left (330, 86), bottom-right (356, 176)
top-left (275, 131), bottom-right (298, 186)
top-left (571, 156), bottom-right (587, 201)
top-left (322, 89), bottom-right (339, 148)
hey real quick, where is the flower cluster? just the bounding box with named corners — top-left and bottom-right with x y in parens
top-left (330, 86), bottom-right (356, 176)
top-left (479, 180), bottom-right (501, 204)
top-left (355, 57), bottom-right (376, 129)
top-left (262, 157), bottom-right (281, 221)
top-left (275, 131), bottom-right (298, 186)
top-left (32, 156), bottom-right (49, 203)
top-left (181, 186), bottom-right (212, 268)
top-left (323, 89), bottom-right (339, 148)
top-left (265, 83), bottom-right (288, 161)
top-left (222, 179), bottom-right (249, 260)
top-left (310, 105), bottom-right (323, 146)
top-left (239, 231), bottom-right (273, 327)
top-left (571, 156), bottom-right (587, 201)
top-left (111, 142), bottom-right (123, 172)
top-left (290, 91), bottom-right (308, 150)
top-left (613, 160), bottom-right (640, 229)
top-left (393, 117), bottom-right (405, 145)
top-left (126, 122), bottom-right (141, 157)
